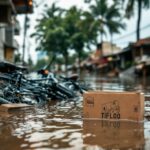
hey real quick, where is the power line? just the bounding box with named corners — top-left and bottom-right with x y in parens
top-left (113, 23), bottom-right (150, 42)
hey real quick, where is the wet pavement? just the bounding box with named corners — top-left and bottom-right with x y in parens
top-left (0, 74), bottom-right (150, 150)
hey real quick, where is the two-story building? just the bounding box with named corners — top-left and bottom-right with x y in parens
top-left (0, 0), bottom-right (33, 63)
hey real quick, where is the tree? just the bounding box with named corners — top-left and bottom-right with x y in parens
top-left (31, 3), bottom-right (99, 75)
top-left (33, 58), bottom-right (49, 70)
top-left (31, 3), bottom-right (70, 74)
top-left (63, 7), bottom-right (85, 73)
top-left (120, 0), bottom-right (150, 41)
top-left (89, 0), bottom-right (108, 43)
top-left (14, 52), bottom-right (21, 64)
top-left (64, 6), bottom-right (97, 74)
top-left (106, 4), bottom-right (125, 47)
top-left (80, 10), bottom-right (99, 46)
top-left (89, 0), bottom-right (125, 45)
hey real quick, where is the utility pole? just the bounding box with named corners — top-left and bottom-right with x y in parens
top-left (22, 0), bottom-right (31, 65)
top-left (22, 13), bottom-right (28, 65)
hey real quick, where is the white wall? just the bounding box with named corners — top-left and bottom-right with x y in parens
top-left (0, 25), bottom-right (5, 60)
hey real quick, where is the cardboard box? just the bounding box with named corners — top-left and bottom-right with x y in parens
top-left (83, 120), bottom-right (144, 149)
top-left (83, 91), bottom-right (144, 121)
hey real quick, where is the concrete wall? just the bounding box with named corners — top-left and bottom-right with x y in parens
top-left (102, 42), bottom-right (121, 56)
top-left (0, 26), bottom-right (5, 60)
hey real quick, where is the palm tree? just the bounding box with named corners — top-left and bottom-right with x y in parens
top-left (106, 4), bottom-right (125, 46)
top-left (122, 0), bottom-right (150, 41)
top-left (31, 4), bottom-right (92, 74)
top-left (31, 3), bottom-right (64, 51)
top-left (63, 6), bottom-right (88, 74)
top-left (89, 0), bottom-right (125, 53)
top-left (31, 3), bottom-right (70, 72)
top-left (80, 10), bottom-right (99, 46)
top-left (89, 0), bottom-right (107, 43)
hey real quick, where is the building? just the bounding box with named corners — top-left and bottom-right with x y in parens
top-left (131, 37), bottom-right (150, 63)
top-left (83, 42), bottom-right (122, 71)
top-left (0, 0), bottom-right (33, 63)
top-left (130, 37), bottom-right (150, 76)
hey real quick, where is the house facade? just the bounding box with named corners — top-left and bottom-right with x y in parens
top-left (0, 0), bottom-right (33, 63)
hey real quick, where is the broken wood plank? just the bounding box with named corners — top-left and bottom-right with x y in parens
top-left (0, 103), bottom-right (32, 112)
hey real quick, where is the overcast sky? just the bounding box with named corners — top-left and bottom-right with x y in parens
top-left (15, 0), bottom-right (150, 63)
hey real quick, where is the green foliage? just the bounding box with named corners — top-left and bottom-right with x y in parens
top-left (31, 1), bottom-right (126, 71)
top-left (124, 0), bottom-right (150, 18)
top-left (33, 58), bottom-right (49, 70)
top-left (89, 0), bottom-right (125, 42)
top-left (14, 52), bottom-right (21, 64)
top-left (119, 0), bottom-right (150, 40)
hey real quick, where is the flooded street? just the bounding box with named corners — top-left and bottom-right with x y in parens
top-left (1, 0), bottom-right (150, 149)
top-left (0, 74), bottom-right (150, 150)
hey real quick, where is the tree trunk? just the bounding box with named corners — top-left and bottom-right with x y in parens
top-left (100, 31), bottom-right (103, 57)
top-left (110, 32), bottom-right (113, 53)
top-left (46, 54), bottom-right (55, 70)
top-left (137, 0), bottom-right (142, 41)
top-left (78, 52), bottom-right (81, 76)
top-left (64, 51), bottom-right (68, 76)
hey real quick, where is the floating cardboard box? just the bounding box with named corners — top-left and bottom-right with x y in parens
top-left (83, 120), bottom-right (144, 149)
top-left (83, 91), bottom-right (144, 121)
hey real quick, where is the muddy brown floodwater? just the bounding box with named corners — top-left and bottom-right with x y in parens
top-left (0, 73), bottom-right (150, 150)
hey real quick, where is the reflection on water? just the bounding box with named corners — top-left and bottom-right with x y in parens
top-left (83, 120), bottom-right (144, 149)
top-left (0, 99), bottom-right (83, 150)
top-left (0, 74), bottom-right (150, 149)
